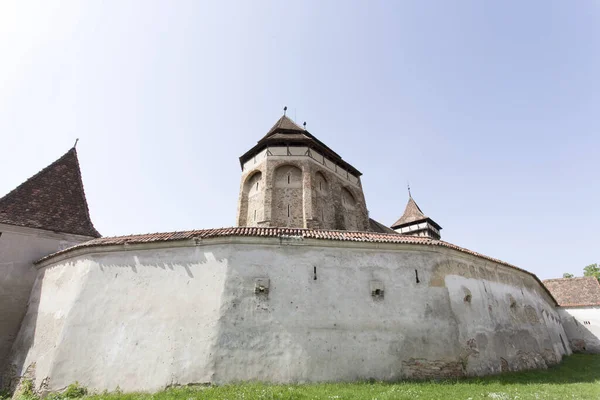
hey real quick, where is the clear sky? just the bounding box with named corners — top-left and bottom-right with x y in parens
top-left (1, 1), bottom-right (598, 280)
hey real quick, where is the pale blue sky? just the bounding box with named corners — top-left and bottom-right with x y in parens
top-left (1, 1), bottom-right (598, 279)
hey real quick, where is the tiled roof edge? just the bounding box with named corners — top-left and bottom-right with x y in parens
top-left (34, 226), bottom-right (556, 305)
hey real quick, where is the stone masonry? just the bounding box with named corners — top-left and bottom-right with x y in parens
top-left (237, 154), bottom-right (369, 231)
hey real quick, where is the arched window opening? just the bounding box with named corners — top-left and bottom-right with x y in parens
top-left (239, 171), bottom-right (263, 227)
top-left (341, 187), bottom-right (356, 209)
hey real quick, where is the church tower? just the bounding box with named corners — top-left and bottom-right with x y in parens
top-left (236, 111), bottom-right (369, 231)
top-left (391, 195), bottom-right (442, 239)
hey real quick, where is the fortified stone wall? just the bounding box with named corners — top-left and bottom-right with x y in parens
top-left (236, 150), bottom-right (369, 231)
top-left (7, 237), bottom-right (569, 393)
top-left (0, 223), bottom-right (92, 386)
top-left (557, 307), bottom-right (600, 353)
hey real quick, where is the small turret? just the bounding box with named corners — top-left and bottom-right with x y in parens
top-left (391, 195), bottom-right (442, 239)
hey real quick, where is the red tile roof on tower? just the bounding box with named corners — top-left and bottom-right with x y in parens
top-left (0, 148), bottom-right (100, 238)
top-left (240, 114), bottom-right (362, 176)
top-left (391, 196), bottom-right (442, 230)
top-left (264, 115), bottom-right (306, 137)
top-left (542, 277), bottom-right (600, 307)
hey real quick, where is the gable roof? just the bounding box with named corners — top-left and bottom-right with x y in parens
top-left (240, 115), bottom-right (362, 176)
top-left (0, 148), bottom-right (101, 238)
top-left (542, 277), bottom-right (600, 307)
top-left (391, 196), bottom-right (441, 230)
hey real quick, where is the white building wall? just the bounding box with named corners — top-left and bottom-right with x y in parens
top-left (0, 223), bottom-right (93, 386)
top-left (557, 306), bottom-right (600, 353)
top-left (7, 239), bottom-right (569, 393)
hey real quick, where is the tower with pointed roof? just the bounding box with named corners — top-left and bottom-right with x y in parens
top-left (236, 112), bottom-right (369, 231)
top-left (391, 195), bottom-right (442, 239)
top-left (0, 146), bottom-right (100, 382)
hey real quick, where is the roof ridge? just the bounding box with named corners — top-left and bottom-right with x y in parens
top-left (543, 276), bottom-right (599, 281)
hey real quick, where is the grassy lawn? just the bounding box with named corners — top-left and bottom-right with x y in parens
top-left (9, 354), bottom-right (600, 400)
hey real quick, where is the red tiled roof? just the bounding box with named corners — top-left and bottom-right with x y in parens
top-left (392, 196), bottom-right (441, 230)
top-left (239, 115), bottom-right (362, 176)
top-left (35, 227), bottom-right (557, 304)
top-left (35, 227), bottom-right (530, 274)
top-left (263, 115), bottom-right (306, 137)
top-left (0, 148), bottom-right (100, 238)
top-left (542, 277), bottom-right (600, 307)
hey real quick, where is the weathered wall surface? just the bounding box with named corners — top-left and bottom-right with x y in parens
top-left (272, 165), bottom-right (303, 227)
top-left (7, 239), bottom-right (569, 393)
top-left (239, 171), bottom-right (264, 226)
top-left (557, 307), bottom-right (600, 353)
top-left (0, 224), bottom-right (92, 386)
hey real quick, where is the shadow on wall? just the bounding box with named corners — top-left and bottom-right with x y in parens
top-left (566, 319), bottom-right (600, 355)
top-left (2, 268), bottom-right (43, 392)
top-left (2, 249), bottom-right (227, 394)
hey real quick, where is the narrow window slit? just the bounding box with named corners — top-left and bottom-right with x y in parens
top-left (287, 174), bottom-right (290, 184)
top-left (415, 269), bottom-right (420, 284)
top-left (313, 266), bottom-right (317, 280)
top-left (287, 204), bottom-right (290, 217)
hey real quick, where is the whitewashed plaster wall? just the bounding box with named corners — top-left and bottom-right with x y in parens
top-left (557, 307), bottom-right (600, 353)
top-left (7, 238), bottom-right (569, 393)
top-left (0, 223), bottom-right (93, 386)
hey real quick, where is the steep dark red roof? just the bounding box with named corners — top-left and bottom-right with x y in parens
top-left (0, 148), bottom-right (100, 238)
top-left (543, 277), bottom-right (600, 307)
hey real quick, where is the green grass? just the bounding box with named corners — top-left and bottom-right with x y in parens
top-left (18, 354), bottom-right (600, 400)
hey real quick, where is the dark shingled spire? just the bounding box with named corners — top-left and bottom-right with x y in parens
top-left (263, 115), bottom-right (306, 138)
top-left (241, 114), bottom-right (362, 176)
top-left (392, 197), bottom-right (428, 228)
top-left (391, 195), bottom-right (442, 239)
top-left (0, 147), bottom-right (101, 238)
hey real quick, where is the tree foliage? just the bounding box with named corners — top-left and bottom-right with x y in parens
top-left (583, 263), bottom-right (600, 280)
top-left (563, 273), bottom-right (574, 278)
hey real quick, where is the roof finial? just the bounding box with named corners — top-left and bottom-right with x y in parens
top-left (407, 181), bottom-right (411, 198)
top-left (303, 121), bottom-right (307, 130)
top-left (73, 138), bottom-right (79, 148)
top-left (283, 106), bottom-right (287, 116)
